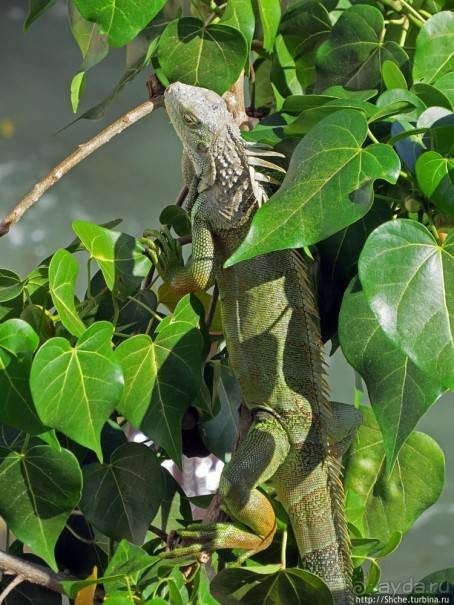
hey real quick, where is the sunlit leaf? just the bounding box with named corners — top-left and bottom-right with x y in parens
top-left (49, 249), bottom-right (86, 337)
top-left (413, 12), bottom-right (454, 84)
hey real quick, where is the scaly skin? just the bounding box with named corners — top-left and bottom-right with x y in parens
top-left (145, 82), bottom-right (361, 605)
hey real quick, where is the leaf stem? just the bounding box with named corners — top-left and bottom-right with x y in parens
top-left (367, 128), bottom-right (380, 145)
top-left (64, 523), bottom-right (96, 545)
top-left (281, 527), bottom-right (288, 569)
top-left (127, 295), bottom-right (162, 322)
top-left (399, 0), bottom-right (426, 23)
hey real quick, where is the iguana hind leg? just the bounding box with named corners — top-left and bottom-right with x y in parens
top-left (162, 411), bottom-right (290, 558)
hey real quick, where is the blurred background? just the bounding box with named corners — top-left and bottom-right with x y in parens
top-left (0, 0), bottom-right (453, 591)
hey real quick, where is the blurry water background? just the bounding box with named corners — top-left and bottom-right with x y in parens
top-left (0, 0), bottom-right (453, 592)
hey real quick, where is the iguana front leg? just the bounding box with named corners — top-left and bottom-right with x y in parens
top-left (142, 199), bottom-right (217, 295)
top-left (161, 411), bottom-right (290, 559)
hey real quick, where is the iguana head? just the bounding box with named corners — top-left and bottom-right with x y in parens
top-left (164, 82), bottom-right (236, 153)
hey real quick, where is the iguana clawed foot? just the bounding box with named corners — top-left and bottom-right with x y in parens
top-left (141, 226), bottom-right (184, 283)
top-left (161, 521), bottom-right (274, 561)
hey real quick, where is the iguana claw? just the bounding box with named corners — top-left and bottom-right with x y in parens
top-left (141, 226), bottom-right (184, 283)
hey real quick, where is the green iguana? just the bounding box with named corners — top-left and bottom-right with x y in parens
top-left (143, 82), bottom-right (362, 605)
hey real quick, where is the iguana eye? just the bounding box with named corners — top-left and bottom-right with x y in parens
top-left (183, 113), bottom-right (199, 127)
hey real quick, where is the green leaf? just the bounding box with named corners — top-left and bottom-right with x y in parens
top-left (24, 0), bottom-right (57, 30)
top-left (49, 249), bottom-right (86, 337)
top-left (211, 567), bottom-right (333, 605)
top-left (412, 83), bottom-right (452, 111)
top-left (115, 295), bottom-right (204, 464)
top-left (413, 12), bottom-right (454, 84)
top-left (382, 60), bottom-right (407, 91)
top-left (415, 151), bottom-right (454, 215)
top-left (434, 72), bottom-right (454, 109)
top-left (68, 3), bottom-right (109, 71)
top-left (376, 89), bottom-right (426, 123)
top-left (0, 444), bottom-right (82, 570)
top-left (359, 220), bottom-right (454, 390)
top-left (104, 539), bottom-right (159, 591)
top-left (315, 5), bottom-right (408, 91)
top-left (30, 322), bottom-right (124, 460)
top-left (339, 283), bottom-right (444, 474)
top-left (72, 221), bottom-right (151, 300)
top-left (0, 319), bottom-right (46, 435)
top-left (72, 0), bottom-right (167, 48)
top-left (158, 283), bottom-right (223, 333)
top-left (151, 467), bottom-right (192, 533)
top-left (259, 0), bottom-right (281, 52)
top-left (201, 360), bottom-right (240, 462)
top-left (20, 304), bottom-right (55, 344)
top-left (0, 269), bottom-right (23, 302)
top-left (271, 35), bottom-right (303, 98)
top-left (220, 0), bottom-right (255, 48)
top-left (70, 71), bottom-right (86, 114)
top-left (284, 99), bottom-right (375, 136)
top-left (226, 109), bottom-right (400, 265)
top-left (157, 18), bottom-right (248, 95)
top-left (343, 406), bottom-right (445, 544)
top-left (415, 568), bottom-right (454, 595)
top-left (80, 443), bottom-right (164, 544)
top-left (25, 266), bottom-right (50, 307)
top-left (280, 0), bottom-right (331, 90)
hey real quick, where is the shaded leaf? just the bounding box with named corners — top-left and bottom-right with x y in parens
top-left (30, 322), bottom-right (124, 460)
top-left (359, 220), bottom-right (454, 390)
top-left (271, 35), bottom-right (303, 98)
top-left (211, 567), bottom-right (333, 605)
top-left (24, 0), bottom-right (57, 30)
top-left (280, 0), bottom-right (331, 90)
top-left (415, 568), bottom-right (454, 596)
top-left (0, 319), bottom-right (45, 435)
top-left (72, 0), bottom-right (167, 48)
top-left (151, 466), bottom-right (192, 532)
top-left (73, 221), bottom-right (151, 301)
top-left (415, 151), bottom-right (454, 215)
top-left (227, 109), bottom-right (400, 265)
top-left (0, 269), bottom-right (23, 303)
top-left (0, 444), bottom-right (82, 570)
top-left (339, 283), bottom-right (444, 474)
top-left (49, 249), bottom-right (86, 337)
top-left (201, 360), bottom-right (240, 461)
top-left (68, 3), bottom-right (109, 71)
top-left (413, 12), bottom-right (454, 84)
top-left (80, 443), bottom-right (164, 544)
top-left (315, 5), bottom-right (408, 91)
top-left (343, 406), bottom-right (445, 544)
top-left (412, 83), bottom-right (452, 111)
top-left (157, 18), bottom-right (248, 95)
top-left (115, 295), bottom-right (204, 464)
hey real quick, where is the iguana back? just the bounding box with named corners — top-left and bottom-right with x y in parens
top-left (148, 82), bottom-right (361, 605)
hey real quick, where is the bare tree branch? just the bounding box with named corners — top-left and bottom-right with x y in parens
top-left (0, 574), bottom-right (24, 604)
top-left (0, 550), bottom-right (76, 595)
top-left (0, 96), bottom-right (164, 237)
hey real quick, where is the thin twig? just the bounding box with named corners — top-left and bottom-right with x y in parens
top-left (0, 550), bottom-right (77, 594)
top-left (0, 96), bottom-right (164, 237)
top-left (175, 185), bottom-right (189, 207)
top-left (0, 574), bottom-right (24, 604)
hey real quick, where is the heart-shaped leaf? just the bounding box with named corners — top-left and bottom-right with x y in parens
top-left (339, 283), bottom-right (444, 474)
top-left (157, 18), bottom-right (248, 95)
top-left (72, 221), bottom-right (151, 301)
top-left (0, 443), bottom-right (82, 570)
top-left (49, 249), bottom-right (86, 337)
top-left (72, 0), bottom-right (167, 48)
top-left (30, 321), bottom-right (124, 459)
top-left (80, 443), bottom-right (164, 543)
top-left (227, 109), bottom-right (400, 265)
top-left (0, 269), bottom-right (23, 302)
top-left (359, 220), bottom-right (454, 390)
top-left (0, 319), bottom-right (46, 434)
top-left (115, 295), bottom-right (204, 464)
top-left (343, 406), bottom-right (445, 544)
top-left (415, 151), bottom-right (454, 215)
top-left (315, 4), bottom-right (408, 91)
top-left (413, 12), bottom-right (454, 84)
top-left (211, 567), bottom-right (333, 605)
top-left (68, 3), bottom-right (109, 72)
